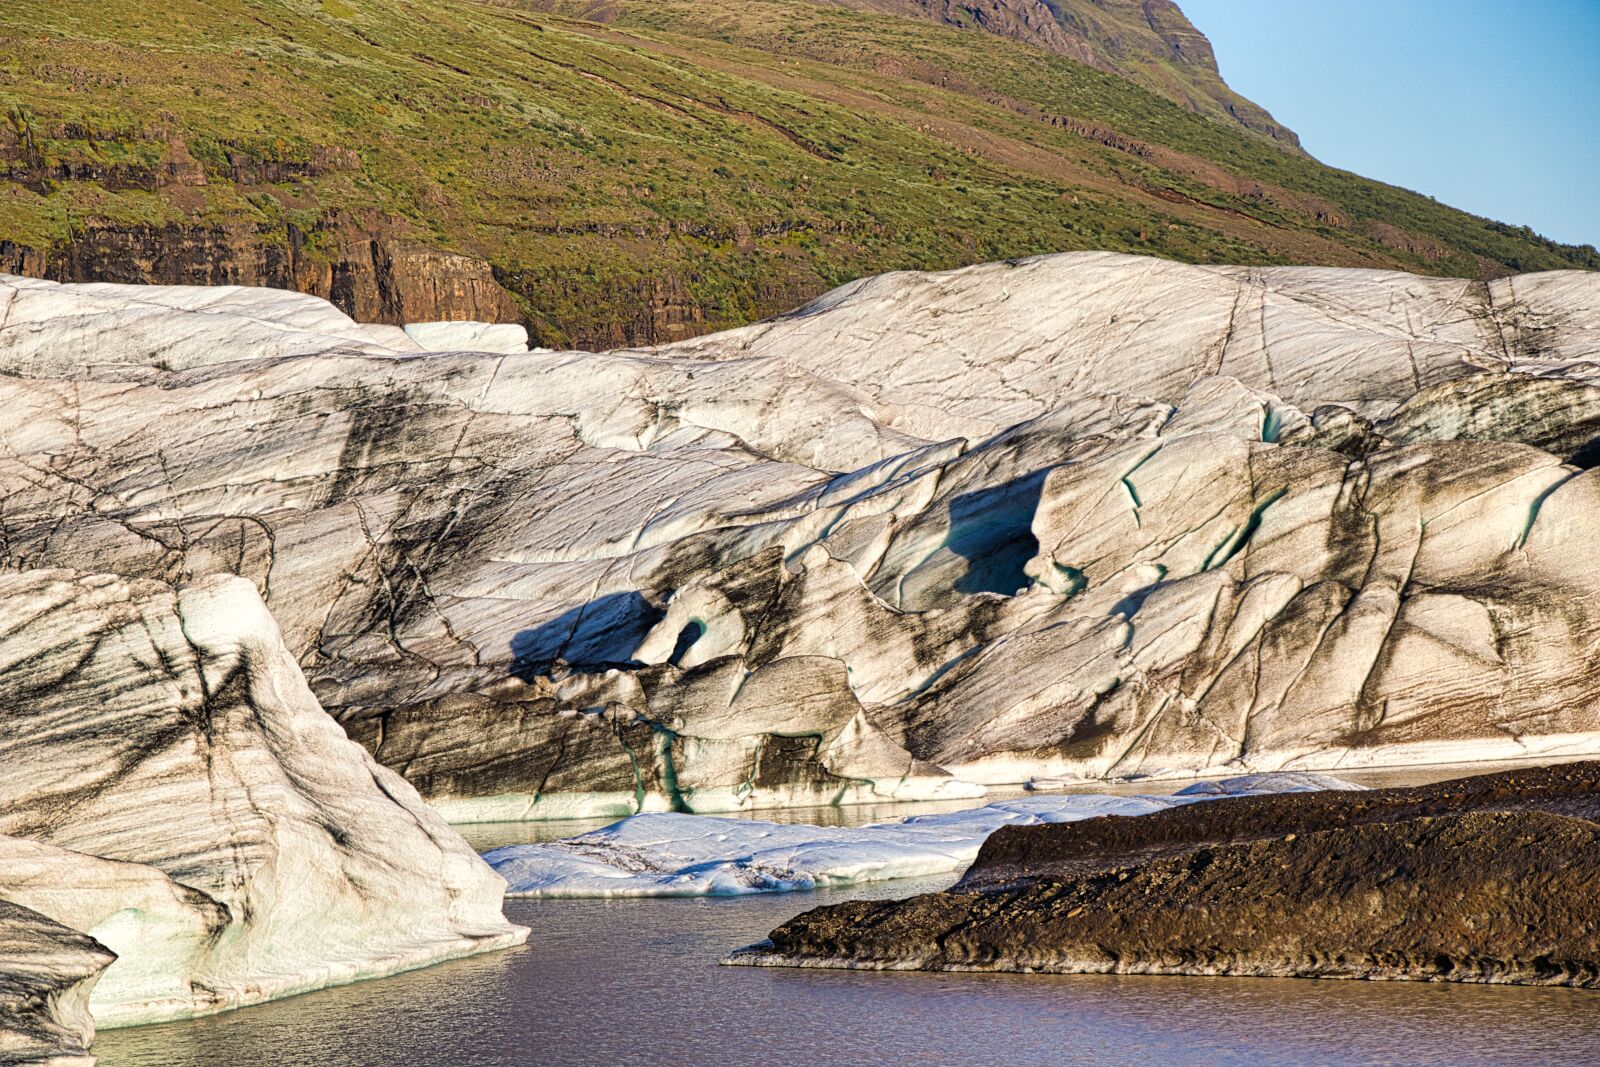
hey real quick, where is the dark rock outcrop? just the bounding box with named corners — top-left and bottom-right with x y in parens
top-left (735, 762), bottom-right (1600, 986)
top-left (961, 759), bottom-right (1600, 887)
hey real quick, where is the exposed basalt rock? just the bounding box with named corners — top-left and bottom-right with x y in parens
top-left (1, 253), bottom-right (1599, 821)
top-left (0, 569), bottom-right (527, 1027)
top-left (7, 216), bottom-right (520, 328)
top-left (0, 901), bottom-right (112, 1065)
top-left (734, 762), bottom-right (1600, 985)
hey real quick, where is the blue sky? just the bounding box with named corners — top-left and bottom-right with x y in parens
top-left (1179, 0), bottom-right (1600, 249)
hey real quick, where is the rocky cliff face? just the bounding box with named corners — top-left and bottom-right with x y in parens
top-left (2, 217), bottom-right (519, 328)
top-left (0, 115), bottom-right (516, 327)
top-left (1, 254), bottom-right (1598, 825)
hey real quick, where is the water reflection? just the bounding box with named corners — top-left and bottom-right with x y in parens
top-left (96, 878), bottom-right (1600, 1067)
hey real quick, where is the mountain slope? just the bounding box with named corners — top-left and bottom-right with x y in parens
top-left (1, 0), bottom-right (1594, 347)
top-left (814, 0), bottom-right (1302, 146)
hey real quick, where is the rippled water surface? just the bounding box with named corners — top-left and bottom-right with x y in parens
top-left (95, 761), bottom-right (1600, 1066)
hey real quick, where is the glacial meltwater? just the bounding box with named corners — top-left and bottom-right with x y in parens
top-left (93, 768), bottom-right (1600, 1066)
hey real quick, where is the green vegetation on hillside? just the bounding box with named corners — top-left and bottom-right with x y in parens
top-left (1, 0), bottom-right (1593, 346)
top-left (821, 0), bottom-right (1303, 147)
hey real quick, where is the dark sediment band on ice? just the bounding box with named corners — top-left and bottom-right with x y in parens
top-left (728, 762), bottom-right (1600, 987)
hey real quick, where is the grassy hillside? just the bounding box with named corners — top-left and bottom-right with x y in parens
top-left (817, 0), bottom-right (1303, 146)
top-left (1, 0), bottom-right (1594, 346)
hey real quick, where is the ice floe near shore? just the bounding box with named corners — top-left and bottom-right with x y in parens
top-left (486, 773), bottom-right (1360, 897)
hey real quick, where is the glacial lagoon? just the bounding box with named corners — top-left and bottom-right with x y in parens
top-left (96, 767), bottom-right (1600, 1067)
top-left (93, 880), bottom-right (1600, 1067)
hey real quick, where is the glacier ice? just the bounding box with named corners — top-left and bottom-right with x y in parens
top-left (485, 773), bottom-right (1362, 897)
top-left (403, 320), bottom-right (533, 353)
top-left (2, 254), bottom-right (1600, 826)
top-left (0, 570), bottom-right (527, 1029)
top-left (0, 899), bottom-right (112, 1064)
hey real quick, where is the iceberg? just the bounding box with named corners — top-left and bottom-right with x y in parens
top-left (485, 773), bottom-right (1360, 897)
top-left (0, 569), bottom-right (527, 1029)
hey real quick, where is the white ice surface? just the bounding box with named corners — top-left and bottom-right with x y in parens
top-left (485, 773), bottom-right (1362, 897)
top-left (403, 320), bottom-right (531, 353)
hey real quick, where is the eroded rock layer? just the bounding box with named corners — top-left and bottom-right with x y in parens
top-left (1, 253), bottom-right (1599, 820)
top-left (732, 762), bottom-right (1600, 985)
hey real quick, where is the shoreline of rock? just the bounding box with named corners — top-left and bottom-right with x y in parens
top-left (730, 763), bottom-right (1600, 989)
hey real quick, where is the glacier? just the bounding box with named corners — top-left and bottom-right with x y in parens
top-left (1, 255), bottom-right (1599, 828)
top-left (404, 319), bottom-right (534, 353)
top-left (485, 773), bottom-right (1361, 897)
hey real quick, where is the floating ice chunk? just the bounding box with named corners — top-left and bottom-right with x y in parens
top-left (486, 773), bottom-right (1361, 897)
top-left (0, 899), bottom-right (113, 1063)
top-left (1171, 772), bottom-right (1366, 796)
